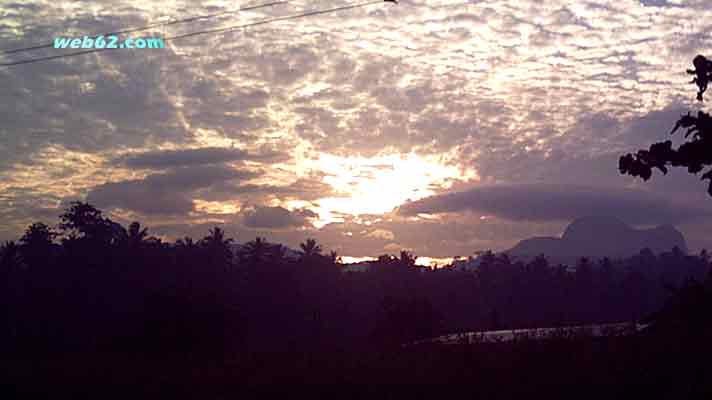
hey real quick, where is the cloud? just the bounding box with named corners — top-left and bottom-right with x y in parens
top-left (86, 165), bottom-right (259, 215)
top-left (365, 229), bottom-right (395, 241)
top-left (198, 175), bottom-right (342, 203)
top-left (87, 183), bottom-right (195, 215)
top-left (3, 0), bottom-right (712, 255)
top-left (115, 146), bottom-right (290, 169)
top-left (242, 206), bottom-right (318, 229)
top-left (397, 183), bottom-right (711, 225)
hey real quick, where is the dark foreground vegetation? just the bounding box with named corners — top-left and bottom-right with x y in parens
top-left (2, 202), bottom-right (712, 395)
top-left (4, 320), bottom-right (712, 397)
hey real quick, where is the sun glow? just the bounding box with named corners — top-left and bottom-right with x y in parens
top-left (415, 257), bottom-right (454, 268)
top-left (340, 256), bottom-right (453, 268)
top-left (193, 200), bottom-right (240, 214)
top-left (302, 152), bottom-right (478, 227)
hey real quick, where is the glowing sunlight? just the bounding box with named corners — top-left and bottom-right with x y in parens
top-left (303, 152), bottom-right (478, 227)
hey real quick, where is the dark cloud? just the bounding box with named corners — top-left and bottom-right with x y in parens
top-left (639, 0), bottom-right (669, 7)
top-left (242, 206), bottom-right (318, 229)
top-left (86, 165), bottom-right (259, 215)
top-left (0, 31), bottom-right (192, 170)
top-left (199, 176), bottom-right (342, 203)
top-left (115, 146), bottom-right (290, 169)
top-left (138, 165), bottom-right (258, 189)
top-left (465, 105), bottom-right (692, 189)
top-left (397, 184), bottom-right (712, 225)
top-left (180, 79), bottom-right (271, 140)
top-left (87, 183), bottom-right (195, 215)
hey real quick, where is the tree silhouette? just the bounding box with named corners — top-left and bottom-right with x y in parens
top-left (0, 241), bottom-right (23, 271)
top-left (175, 236), bottom-right (198, 253)
top-left (241, 236), bottom-right (270, 265)
top-left (644, 279), bottom-right (712, 338)
top-left (3, 200), bottom-right (711, 372)
top-left (620, 55), bottom-right (712, 196)
top-left (299, 238), bottom-right (323, 259)
top-left (200, 227), bottom-right (234, 270)
top-left (119, 222), bottom-right (149, 248)
top-left (687, 54), bottom-right (712, 101)
top-left (328, 250), bottom-right (341, 264)
top-left (19, 222), bottom-right (56, 247)
top-left (59, 201), bottom-right (124, 245)
top-left (0, 240), bottom-right (24, 348)
top-left (398, 250), bottom-right (417, 267)
top-left (268, 243), bottom-right (288, 263)
top-left (201, 226), bottom-right (232, 249)
top-left (18, 222), bottom-right (56, 270)
top-left (377, 254), bottom-right (396, 264)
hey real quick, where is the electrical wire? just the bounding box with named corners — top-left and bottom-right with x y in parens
top-left (0, 0), bottom-right (290, 55)
top-left (0, 0), bottom-right (388, 67)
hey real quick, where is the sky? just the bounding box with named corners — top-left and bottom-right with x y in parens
top-left (1, 0), bottom-right (712, 263)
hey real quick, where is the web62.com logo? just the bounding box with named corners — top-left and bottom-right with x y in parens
top-left (54, 35), bottom-right (165, 49)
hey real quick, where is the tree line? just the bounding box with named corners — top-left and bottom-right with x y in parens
top-left (1, 201), bottom-right (710, 355)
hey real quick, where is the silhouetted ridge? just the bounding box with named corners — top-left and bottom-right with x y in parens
top-left (508, 216), bottom-right (688, 265)
top-left (562, 216), bottom-right (631, 242)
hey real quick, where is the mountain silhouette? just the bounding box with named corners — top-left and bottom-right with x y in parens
top-left (507, 216), bottom-right (688, 265)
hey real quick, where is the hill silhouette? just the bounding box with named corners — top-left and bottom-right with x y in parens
top-left (507, 216), bottom-right (688, 265)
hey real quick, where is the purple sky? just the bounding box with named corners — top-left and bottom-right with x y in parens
top-left (1, 0), bottom-right (712, 262)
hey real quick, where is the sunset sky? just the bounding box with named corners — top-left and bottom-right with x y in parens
top-left (1, 0), bottom-right (712, 262)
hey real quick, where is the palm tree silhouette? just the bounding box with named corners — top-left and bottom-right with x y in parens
top-left (201, 227), bottom-right (232, 248)
top-left (328, 250), bottom-right (341, 264)
top-left (242, 236), bottom-right (270, 265)
top-left (299, 238), bottom-right (323, 259)
top-left (122, 222), bottom-right (149, 248)
top-left (200, 227), bottom-right (234, 270)
top-left (268, 243), bottom-right (288, 263)
top-left (175, 236), bottom-right (199, 267)
top-left (175, 236), bottom-right (196, 249)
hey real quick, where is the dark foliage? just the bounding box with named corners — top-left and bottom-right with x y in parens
top-left (688, 54), bottom-right (712, 101)
top-left (2, 203), bottom-right (712, 394)
top-left (620, 55), bottom-right (712, 195)
top-left (1, 203), bottom-right (710, 354)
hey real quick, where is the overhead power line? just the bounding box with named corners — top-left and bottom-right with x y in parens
top-left (0, 0), bottom-right (290, 55)
top-left (168, 0), bottom-right (384, 41)
top-left (0, 0), bottom-right (388, 68)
